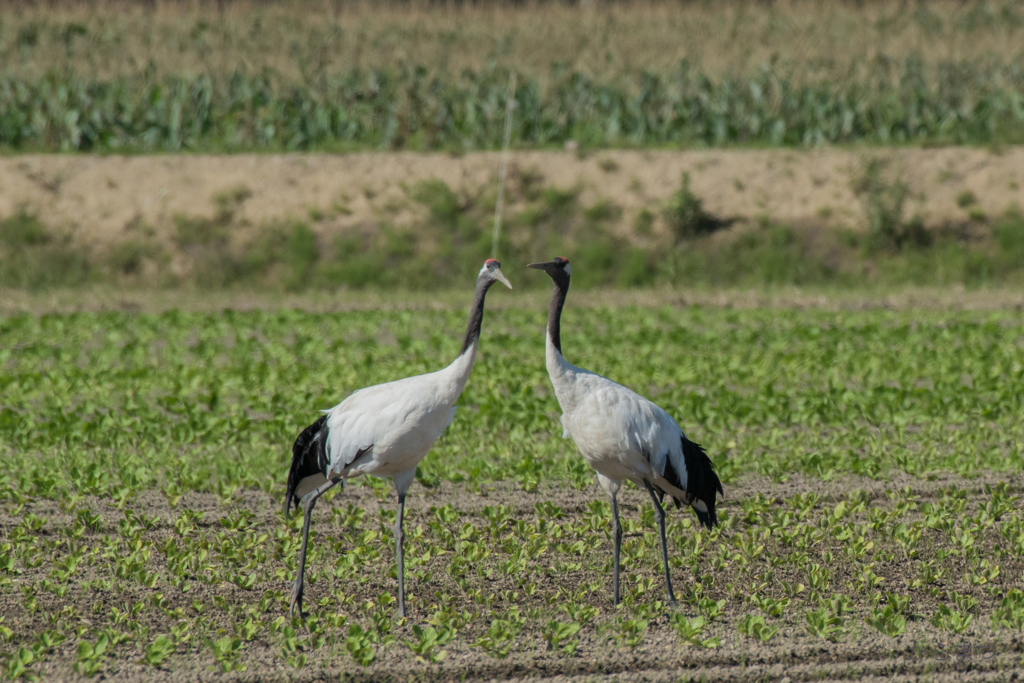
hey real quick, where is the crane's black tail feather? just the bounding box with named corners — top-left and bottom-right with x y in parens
top-left (284, 415), bottom-right (330, 519)
top-left (680, 437), bottom-right (724, 531)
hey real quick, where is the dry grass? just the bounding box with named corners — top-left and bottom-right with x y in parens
top-left (3, 0), bottom-right (1024, 85)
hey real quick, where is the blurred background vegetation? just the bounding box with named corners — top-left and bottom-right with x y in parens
top-left (3, 0), bottom-right (1024, 151)
top-left (3, 167), bottom-right (1024, 292)
top-left (1, 0), bottom-right (1024, 292)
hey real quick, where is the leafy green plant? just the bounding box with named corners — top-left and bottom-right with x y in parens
top-left (805, 607), bottom-right (844, 642)
top-left (345, 625), bottom-right (375, 666)
top-left (208, 636), bottom-right (245, 673)
top-left (698, 598), bottom-right (727, 622)
top-left (139, 635), bottom-right (176, 667)
top-left (3, 647), bottom-right (37, 680)
top-left (931, 605), bottom-right (973, 634)
top-left (542, 620), bottom-right (581, 654)
top-left (739, 614), bottom-right (779, 642)
top-left (616, 617), bottom-right (648, 649)
top-left (751, 595), bottom-right (790, 618)
top-left (475, 616), bottom-right (521, 659)
top-left (73, 635), bottom-right (111, 676)
top-left (864, 605), bottom-right (906, 636)
top-left (405, 625), bottom-right (453, 663)
top-left (991, 589), bottom-right (1024, 630)
top-left (671, 615), bottom-right (720, 648)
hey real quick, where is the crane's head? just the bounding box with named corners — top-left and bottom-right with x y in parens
top-left (526, 256), bottom-right (571, 284)
top-left (479, 258), bottom-right (513, 289)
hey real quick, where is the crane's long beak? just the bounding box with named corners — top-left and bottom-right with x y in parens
top-left (527, 262), bottom-right (552, 270)
top-left (493, 267), bottom-right (513, 289)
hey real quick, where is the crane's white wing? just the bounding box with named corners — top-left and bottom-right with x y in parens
top-left (562, 373), bottom-right (686, 489)
top-left (322, 371), bottom-right (461, 477)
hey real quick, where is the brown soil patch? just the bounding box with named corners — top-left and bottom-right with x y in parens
top-left (2, 148), bottom-right (1023, 254)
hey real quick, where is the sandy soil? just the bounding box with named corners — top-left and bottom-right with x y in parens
top-left (6, 472), bottom-right (1024, 682)
top-left (2, 148), bottom-right (1023, 253)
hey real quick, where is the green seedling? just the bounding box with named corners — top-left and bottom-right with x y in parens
top-left (616, 617), bottom-right (648, 649)
top-left (751, 595), bottom-right (790, 618)
top-left (864, 605), bottom-right (906, 636)
top-left (139, 635), bottom-right (176, 667)
top-left (991, 589), bottom-right (1024, 630)
top-left (739, 614), bottom-right (778, 642)
top-left (931, 605), bottom-right (973, 634)
top-left (542, 620), bottom-right (581, 654)
top-left (698, 597), bottom-right (726, 621)
top-left (3, 646), bottom-right (36, 681)
top-left (475, 617), bottom-right (521, 659)
top-left (805, 607), bottom-right (844, 642)
top-left (207, 636), bottom-right (245, 673)
top-left (73, 635), bottom-right (111, 676)
top-left (405, 625), bottom-right (453, 663)
top-left (671, 614), bottom-right (720, 648)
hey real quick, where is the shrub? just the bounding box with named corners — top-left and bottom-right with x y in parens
top-left (851, 158), bottom-right (930, 251)
top-left (663, 172), bottom-right (720, 242)
top-left (413, 179), bottom-right (461, 230)
top-left (0, 209), bottom-right (89, 289)
top-left (956, 190), bottom-right (978, 208)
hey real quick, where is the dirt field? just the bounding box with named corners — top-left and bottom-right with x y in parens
top-left (3, 147), bottom-right (1023, 252)
top-left (7, 472), bottom-right (1024, 682)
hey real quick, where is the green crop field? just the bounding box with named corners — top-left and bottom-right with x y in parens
top-left (4, 0), bottom-right (1024, 151)
top-left (2, 301), bottom-right (1024, 680)
top-left (3, 1), bottom-right (1024, 680)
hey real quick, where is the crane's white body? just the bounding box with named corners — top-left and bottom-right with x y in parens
top-left (546, 334), bottom-right (705, 512)
top-left (292, 344), bottom-right (476, 499)
top-left (529, 255), bottom-right (719, 607)
top-left (285, 259), bottom-right (511, 619)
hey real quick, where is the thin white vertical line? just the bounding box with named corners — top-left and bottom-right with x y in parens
top-left (492, 71), bottom-right (517, 259)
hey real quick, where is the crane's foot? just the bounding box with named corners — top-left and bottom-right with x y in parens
top-left (289, 580), bottom-right (306, 619)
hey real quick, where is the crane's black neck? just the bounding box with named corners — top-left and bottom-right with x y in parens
top-left (547, 275), bottom-right (569, 354)
top-left (459, 277), bottom-right (495, 355)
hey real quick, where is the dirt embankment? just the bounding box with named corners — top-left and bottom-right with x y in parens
top-left (2, 147), bottom-right (1023, 253)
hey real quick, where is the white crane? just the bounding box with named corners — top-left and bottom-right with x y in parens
top-left (284, 259), bottom-right (512, 618)
top-left (527, 257), bottom-right (722, 606)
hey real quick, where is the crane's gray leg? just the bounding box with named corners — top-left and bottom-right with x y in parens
top-left (290, 478), bottom-right (339, 618)
top-left (610, 491), bottom-right (623, 606)
top-left (643, 479), bottom-right (677, 606)
top-left (395, 491), bottom-right (407, 618)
